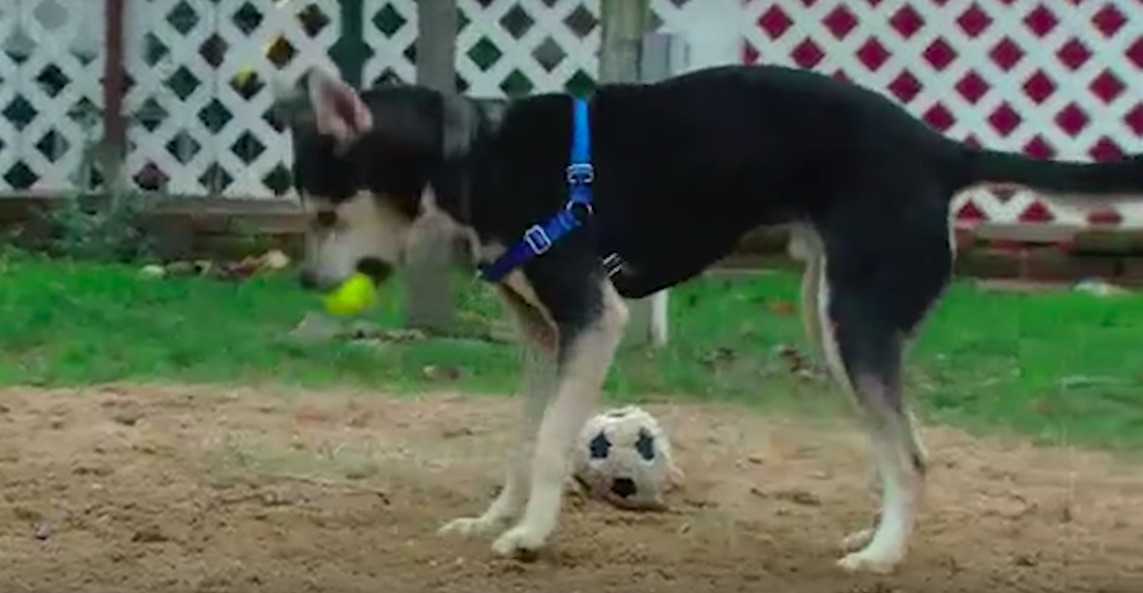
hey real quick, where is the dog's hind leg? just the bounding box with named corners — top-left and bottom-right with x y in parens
top-left (789, 225), bottom-right (824, 355)
top-left (492, 280), bottom-right (628, 558)
top-left (439, 289), bottom-right (558, 538)
top-left (815, 243), bottom-right (947, 574)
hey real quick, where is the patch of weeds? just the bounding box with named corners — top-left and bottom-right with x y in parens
top-left (37, 191), bottom-right (154, 262)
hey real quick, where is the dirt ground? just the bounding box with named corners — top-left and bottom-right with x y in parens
top-left (0, 385), bottom-right (1140, 593)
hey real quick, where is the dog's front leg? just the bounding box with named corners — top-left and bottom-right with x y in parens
top-left (440, 289), bottom-right (558, 538)
top-left (492, 282), bottom-right (628, 558)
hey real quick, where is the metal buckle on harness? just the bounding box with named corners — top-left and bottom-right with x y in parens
top-left (565, 198), bottom-right (593, 219)
top-left (566, 163), bottom-right (594, 185)
top-left (602, 253), bottom-right (624, 277)
top-left (523, 225), bottom-right (553, 255)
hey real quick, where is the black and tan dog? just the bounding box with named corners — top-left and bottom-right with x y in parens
top-left (275, 65), bottom-right (1142, 573)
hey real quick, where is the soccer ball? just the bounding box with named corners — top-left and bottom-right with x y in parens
top-left (572, 406), bottom-right (682, 510)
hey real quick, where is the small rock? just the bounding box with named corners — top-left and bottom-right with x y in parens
top-left (288, 312), bottom-right (343, 343)
top-left (383, 328), bottom-right (428, 343)
top-left (1013, 552), bottom-right (1039, 567)
top-left (746, 454), bottom-right (765, 465)
top-left (346, 412), bottom-right (372, 428)
top-left (163, 261), bottom-right (196, 276)
top-left (34, 522), bottom-right (53, 540)
top-left (139, 264), bottom-right (166, 279)
top-left (344, 462), bottom-right (380, 481)
top-left (442, 426), bottom-right (475, 439)
top-left (260, 250), bottom-right (291, 271)
top-left (111, 410), bottom-right (143, 427)
top-left (131, 526), bottom-right (169, 543)
top-left (422, 365), bottom-right (462, 381)
top-left (132, 443), bottom-right (158, 455)
top-left (72, 464), bottom-right (113, 477)
top-left (776, 489), bottom-right (821, 506)
top-left (1073, 278), bottom-right (1130, 297)
top-left (683, 497), bottom-right (716, 509)
top-left (261, 491), bottom-right (292, 507)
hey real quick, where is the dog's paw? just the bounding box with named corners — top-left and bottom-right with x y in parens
top-left (839, 528), bottom-right (875, 553)
top-left (438, 515), bottom-right (510, 539)
top-left (491, 525), bottom-right (546, 561)
top-left (837, 549), bottom-right (902, 575)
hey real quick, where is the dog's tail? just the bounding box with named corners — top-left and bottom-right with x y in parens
top-left (961, 147), bottom-right (1143, 195)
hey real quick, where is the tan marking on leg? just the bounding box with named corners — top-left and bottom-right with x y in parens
top-left (440, 285), bottom-right (557, 538)
top-left (801, 252), bottom-right (823, 355)
top-left (838, 384), bottom-right (924, 574)
top-left (815, 257), bottom-right (852, 395)
top-left (492, 282), bottom-right (628, 558)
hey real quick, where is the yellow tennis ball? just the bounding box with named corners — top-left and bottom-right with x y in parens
top-left (235, 67), bottom-right (256, 88)
top-left (323, 273), bottom-right (378, 317)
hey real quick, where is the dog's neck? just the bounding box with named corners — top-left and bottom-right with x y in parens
top-left (425, 94), bottom-right (510, 229)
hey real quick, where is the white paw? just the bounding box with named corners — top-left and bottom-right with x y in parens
top-left (837, 550), bottom-right (902, 575)
top-left (839, 528), bottom-right (875, 553)
top-left (491, 525), bottom-right (547, 559)
top-left (438, 515), bottom-right (510, 538)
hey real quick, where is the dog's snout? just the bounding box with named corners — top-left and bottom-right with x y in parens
top-left (356, 257), bottom-right (393, 283)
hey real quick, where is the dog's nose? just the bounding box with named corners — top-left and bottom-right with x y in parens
top-left (299, 270), bottom-right (319, 290)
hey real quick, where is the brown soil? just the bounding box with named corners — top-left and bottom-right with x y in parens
top-left (1, 385), bottom-right (1140, 593)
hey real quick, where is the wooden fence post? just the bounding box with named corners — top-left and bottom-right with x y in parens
top-left (635, 32), bottom-right (688, 347)
top-left (100, 0), bottom-right (126, 194)
top-left (404, 0), bottom-right (459, 333)
top-left (600, 1), bottom-right (678, 348)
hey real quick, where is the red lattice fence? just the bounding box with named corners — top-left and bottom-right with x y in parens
top-left (741, 0), bottom-right (1143, 235)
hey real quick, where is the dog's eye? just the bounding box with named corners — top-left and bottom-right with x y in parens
top-left (314, 211), bottom-right (338, 228)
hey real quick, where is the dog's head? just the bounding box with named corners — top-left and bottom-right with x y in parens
top-left (275, 68), bottom-right (459, 291)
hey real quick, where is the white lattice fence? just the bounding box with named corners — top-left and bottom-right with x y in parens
top-left (740, 0), bottom-right (1143, 230)
top-left (122, 0), bottom-right (341, 198)
top-left (363, 0), bottom-right (698, 99)
top-left (0, 0), bottom-right (105, 193)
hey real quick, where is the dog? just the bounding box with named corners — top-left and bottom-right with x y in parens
top-left (275, 64), bottom-right (1143, 574)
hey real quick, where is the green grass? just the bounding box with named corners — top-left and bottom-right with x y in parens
top-left (2, 249), bottom-right (1142, 451)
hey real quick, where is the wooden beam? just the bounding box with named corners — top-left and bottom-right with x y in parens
top-left (405, 0), bottom-right (460, 333)
top-left (599, 0), bottom-right (649, 84)
top-left (100, 0), bottom-right (126, 192)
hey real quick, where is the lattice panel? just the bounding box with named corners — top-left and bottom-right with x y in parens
top-left (122, 0), bottom-right (341, 198)
top-left (364, 0), bottom-right (695, 99)
top-left (362, 0), bottom-right (418, 87)
top-left (364, 0), bottom-right (600, 97)
top-left (740, 0), bottom-right (1143, 230)
top-left (0, 0), bottom-right (106, 193)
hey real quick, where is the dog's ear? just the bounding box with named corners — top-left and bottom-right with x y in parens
top-left (307, 67), bottom-right (374, 146)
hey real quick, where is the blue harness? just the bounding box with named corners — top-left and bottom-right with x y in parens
top-left (478, 98), bottom-right (595, 283)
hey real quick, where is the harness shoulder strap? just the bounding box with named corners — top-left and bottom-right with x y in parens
top-left (478, 97), bottom-right (594, 283)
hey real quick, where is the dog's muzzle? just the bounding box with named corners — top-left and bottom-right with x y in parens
top-left (355, 257), bottom-right (393, 284)
top-left (298, 258), bottom-right (393, 291)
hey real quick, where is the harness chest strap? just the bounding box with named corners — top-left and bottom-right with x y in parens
top-left (477, 98), bottom-right (597, 283)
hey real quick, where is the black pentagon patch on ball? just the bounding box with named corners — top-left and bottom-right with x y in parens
top-left (610, 477), bottom-right (637, 498)
top-left (635, 428), bottom-right (655, 461)
top-left (589, 432), bottom-right (611, 459)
